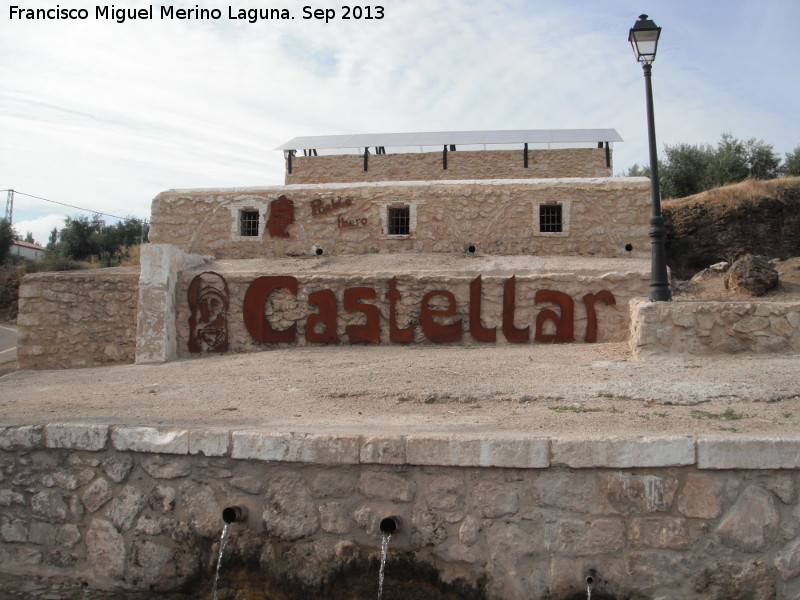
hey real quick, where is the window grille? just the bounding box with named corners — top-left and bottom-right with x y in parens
top-left (388, 206), bottom-right (410, 235)
top-left (239, 210), bottom-right (260, 237)
top-left (539, 204), bottom-right (562, 233)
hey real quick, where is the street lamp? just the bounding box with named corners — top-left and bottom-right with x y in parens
top-left (629, 14), bottom-right (671, 302)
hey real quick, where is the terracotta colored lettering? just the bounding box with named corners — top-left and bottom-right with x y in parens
top-left (421, 290), bottom-right (462, 343)
top-left (502, 275), bottom-right (530, 343)
top-left (582, 290), bottom-right (616, 343)
top-left (344, 287), bottom-right (381, 343)
top-left (306, 289), bottom-right (339, 344)
top-left (187, 271), bottom-right (229, 353)
top-left (534, 290), bottom-right (574, 343)
top-left (469, 275), bottom-right (496, 342)
top-left (243, 276), bottom-right (298, 343)
top-left (386, 277), bottom-right (414, 343)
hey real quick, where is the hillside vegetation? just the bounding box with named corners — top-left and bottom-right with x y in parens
top-left (664, 177), bottom-right (800, 278)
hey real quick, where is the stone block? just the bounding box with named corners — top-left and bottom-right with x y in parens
top-left (629, 516), bottom-right (692, 549)
top-left (698, 436), bottom-right (800, 469)
top-left (1, 517), bottom-right (29, 542)
top-left (31, 490), bottom-right (69, 521)
top-left (359, 435), bottom-right (406, 464)
top-left (45, 423), bottom-right (108, 451)
top-left (85, 518), bottom-right (125, 580)
top-left (599, 472), bottom-right (679, 515)
top-left (676, 473), bottom-right (723, 519)
top-left (232, 432), bottom-right (359, 464)
top-left (111, 426), bottom-right (189, 455)
top-left (551, 436), bottom-right (695, 468)
top-left (105, 485), bottom-right (148, 531)
top-left (189, 428), bottom-right (230, 457)
top-left (319, 502), bottom-right (351, 534)
top-left (262, 473), bottom-right (319, 541)
top-left (472, 479), bottom-right (520, 518)
top-left (774, 538), bottom-right (800, 582)
top-left (81, 478), bottom-right (113, 513)
top-left (544, 518), bottom-right (625, 556)
top-left (717, 485), bottom-right (779, 552)
top-left (0, 426), bottom-right (43, 450)
top-left (406, 434), bottom-right (549, 468)
top-left (103, 454), bottom-right (134, 483)
top-left (358, 471), bottom-right (416, 502)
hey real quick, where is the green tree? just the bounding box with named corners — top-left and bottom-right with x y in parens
top-left (706, 133), bottom-right (749, 189)
top-left (783, 146), bottom-right (800, 176)
top-left (744, 138), bottom-right (781, 179)
top-left (0, 219), bottom-right (14, 264)
top-left (24, 232), bottom-right (35, 244)
top-left (620, 163), bottom-right (650, 177)
top-left (659, 143), bottom-right (714, 199)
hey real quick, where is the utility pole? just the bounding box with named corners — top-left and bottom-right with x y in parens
top-left (4, 189), bottom-right (13, 224)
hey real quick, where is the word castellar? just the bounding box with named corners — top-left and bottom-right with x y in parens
top-left (241, 275), bottom-right (615, 346)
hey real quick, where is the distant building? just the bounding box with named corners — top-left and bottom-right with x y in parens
top-left (11, 240), bottom-right (46, 261)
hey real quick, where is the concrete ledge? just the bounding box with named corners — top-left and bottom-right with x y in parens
top-left (406, 434), bottom-right (550, 468)
top-left (45, 423), bottom-right (108, 451)
top-left (551, 435), bottom-right (695, 468)
top-left (231, 432), bottom-right (360, 464)
top-left (0, 426), bottom-right (43, 450)
top-left (2, 424), bottom-right (800, 470)
top-left (111, 426), bottom-right (190, 454)
top-left (698, 436), bottom-right (800, 469)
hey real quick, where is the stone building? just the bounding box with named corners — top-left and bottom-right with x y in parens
top-left (18, 129), bottom-right (658, 369)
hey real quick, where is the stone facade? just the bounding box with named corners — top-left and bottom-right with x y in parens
top-left (174, 256), bottom-right (649, 357)
top-left (630, 299), bottom-right (800, 357)
top-left (16, 268), bottom-right (140, 370)
top-left (2, 424), bottom-right (800, 599)
top-left (285, 148), bottom-right (612, 185)
top-left (148, 178), bottom-right (651, 259)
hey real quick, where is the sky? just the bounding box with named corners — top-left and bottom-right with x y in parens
top-left (1, 0), bottom-right (798, 245)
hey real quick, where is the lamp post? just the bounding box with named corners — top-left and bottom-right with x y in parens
top-left (629, 14), bottom-right (671, 302)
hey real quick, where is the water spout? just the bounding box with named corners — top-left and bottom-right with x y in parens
top-left (379, 516), bottom-right (401, 534)
top-left (585, 572), bottom-right (595, 600)
top-left (221, 505), bottom-right (248, 524)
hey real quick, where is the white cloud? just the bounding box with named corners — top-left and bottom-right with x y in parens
top-left (12, 214), bottom-right (66, 247)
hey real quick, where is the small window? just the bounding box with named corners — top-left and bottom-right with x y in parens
top-left (239, 210), bottom-right (260, 237)
top-left (388, 206), bottom-right (410, 236)
top-left (539, 204), bottom-right (562, 233)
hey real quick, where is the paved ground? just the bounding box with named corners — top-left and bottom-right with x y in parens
top-left (1, 341), bottom-right (798, 437)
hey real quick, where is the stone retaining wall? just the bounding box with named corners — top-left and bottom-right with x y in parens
top-left (1, 424), bottom-right (799, 599)
top-left (149, 178), bottom-right (651, 259)
top-left (630, 299), bottom-right (800, 357)
top-left (16, 268), bottom-right (140, 370)
top-left (285, 149), bottom-right (612, 184)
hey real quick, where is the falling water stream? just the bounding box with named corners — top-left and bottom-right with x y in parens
top-left (212, 523), bottom-right (232, 600)
top-left (377, 532), bottom-right (391, 600)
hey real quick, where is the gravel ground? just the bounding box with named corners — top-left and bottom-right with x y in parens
top-left (1, 341), bottom-right (798, 436)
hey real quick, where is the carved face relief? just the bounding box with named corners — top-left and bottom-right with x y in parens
top-left (188, 271), bottom-right (230, 353)
top-left (267, 195), bottom-right (294, 238)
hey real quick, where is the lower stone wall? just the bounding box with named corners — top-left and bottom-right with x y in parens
top-left (1, 425), bottom-right (799, 599)
top-left (630, 299), bottom-right (800, 357)
top-left (16, 268), bottom-right (140, 370)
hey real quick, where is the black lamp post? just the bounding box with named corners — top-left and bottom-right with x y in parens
top-left (629, 14), bottom-right (671, 302)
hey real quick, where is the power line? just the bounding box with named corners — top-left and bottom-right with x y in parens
top-left (0, 189), bottom-right (134, 221)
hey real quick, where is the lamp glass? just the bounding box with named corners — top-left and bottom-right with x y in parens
top-left (629, 16), bottom-right (661, 63)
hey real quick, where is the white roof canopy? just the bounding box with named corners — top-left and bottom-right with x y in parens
top-left (276, 129), bottom-right (623, 151)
